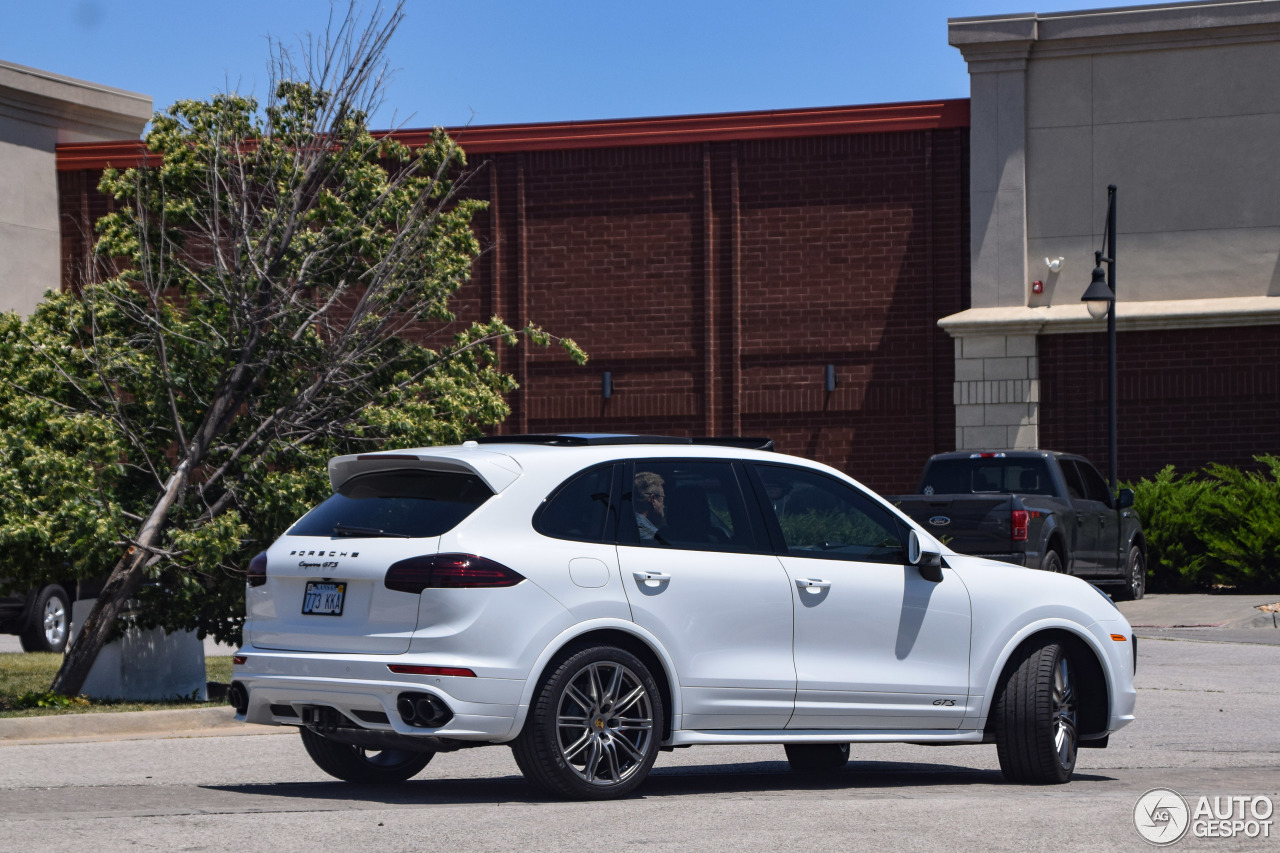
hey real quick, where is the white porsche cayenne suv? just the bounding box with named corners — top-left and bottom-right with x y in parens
top-left (230, 435), bottom-right (1136, 799)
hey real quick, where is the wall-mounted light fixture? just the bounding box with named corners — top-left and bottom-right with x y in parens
top-left (602, 371), bottom-right (614, 400)
top-left (1045, 257), bottom-right (1065, 274)
top-left (824, 364), bottom-right (837, 393)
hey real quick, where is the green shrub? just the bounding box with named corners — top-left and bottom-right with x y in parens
top-left (1127, 455), bottom-right (1280, 592)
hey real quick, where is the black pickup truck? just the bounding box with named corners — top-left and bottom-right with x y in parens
top-left (889, 450), bottom-right (1147, 600)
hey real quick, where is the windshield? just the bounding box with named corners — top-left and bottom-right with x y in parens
top-left (288, 469), bottom-right (493, 538)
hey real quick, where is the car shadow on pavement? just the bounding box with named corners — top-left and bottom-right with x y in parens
top-left (203, 761), bottom-right (1116, 806)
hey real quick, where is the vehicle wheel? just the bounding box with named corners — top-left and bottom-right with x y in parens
top-left (1041, 549), bottom-right (1064, 575)
top-left (1112, 546), bottom-right (1146, 601)
top-left (784, 743), bottom-right (850, 773)
top-left (19, 585), bottom-right (70, 653)
top-left (299, 727), bottom-right (433, 783)
top-left (512, 644), bottom-right (662, 800)
top-left (994, 641), bottom-right (1078, 784)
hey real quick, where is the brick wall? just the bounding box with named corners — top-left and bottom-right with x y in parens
top-left (1039, 325), bottom-right (1280, 480)
top-left (56, 121), bottom-right (970, 495)
top-left (455, 129), bottom-right (969, 493)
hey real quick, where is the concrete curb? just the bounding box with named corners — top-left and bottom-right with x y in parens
top-left (0, 705), bottom-right (285, 745)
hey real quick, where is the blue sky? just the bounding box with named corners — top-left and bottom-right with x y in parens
top-left (3, 0), bottom-right (1143, 132)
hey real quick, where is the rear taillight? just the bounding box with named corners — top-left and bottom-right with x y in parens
top-left (247, 552), bottom-right (268, 587)
top-left (384, 554), bottom-right (524, 594)
top-left (1011, 510), bottom-right (1030, 542)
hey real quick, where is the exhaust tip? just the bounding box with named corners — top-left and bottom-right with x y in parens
top-left (228, 681), bottom-right (249, 715)
top-left (396, 691), bottom-right (453, 728)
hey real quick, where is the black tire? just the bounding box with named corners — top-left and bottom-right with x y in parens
top-left (19, 585), bottom-right (71, 653)
top-left (1041, 549), bottom-right (1065, 575)
top-left (1112, 545), bottom-right (1146, 601)
top-left (299, 727), bottom-right (433, 783)
top-left (994, 641), bottom-right (1078, 785)
top-left (784, 743), bottom-right (850, 773)
top-left (512, 644), bottom-right (662, 800)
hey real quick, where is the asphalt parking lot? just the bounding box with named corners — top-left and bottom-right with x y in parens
top-left (1, 592), bottom-right (1277, 851)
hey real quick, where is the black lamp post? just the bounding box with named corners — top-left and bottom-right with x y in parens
top-left (1081, 184), bottom-right (1118, 491)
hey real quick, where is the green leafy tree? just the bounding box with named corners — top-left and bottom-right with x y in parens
top-left (0, 3), bottom-right (582, 696)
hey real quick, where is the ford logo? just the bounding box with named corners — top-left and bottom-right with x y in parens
top-left (928, 516), bottom-right (951, 527)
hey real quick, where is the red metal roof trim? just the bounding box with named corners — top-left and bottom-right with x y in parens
top-left (57, 99), bottom-right (969, 170)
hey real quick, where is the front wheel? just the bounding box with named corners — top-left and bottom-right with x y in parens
top-left (1112, 545), bottom-right (1146, 601)
top-left (994, 641), bottom-right (1078, 784)
top-left (512, 645), bottom-right (662, 800)
top-left (19, 585), bottom-right (71, 653)
top-left (299, 727), bottom-right (433, 783)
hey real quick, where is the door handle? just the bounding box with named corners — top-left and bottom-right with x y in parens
top-left (796, 578), bottom-right (831, 592)
top-left (632, 570), bottom-right (670, 585)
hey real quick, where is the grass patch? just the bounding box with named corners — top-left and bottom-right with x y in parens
top-left (0, 652), bottom-right (232, 718)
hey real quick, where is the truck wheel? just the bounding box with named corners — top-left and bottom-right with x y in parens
top-left (512, 644), bottom-right (662, 800)
top-left (299, 727), bottom-right (433, 783)
top-left (1113, 546), bottom-right (1146, 601)
top-left (19, 585), bottom-right (71, 653)
top-left (1041, 550), bottom-right (1064, 575)
top-left (994, 640), bottom-right (1078, 784)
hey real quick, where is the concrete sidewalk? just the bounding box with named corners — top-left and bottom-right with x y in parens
top-left (2, 592), bottom-right (1276, 746)
top-left (0, 705), bottom-right (291, 746)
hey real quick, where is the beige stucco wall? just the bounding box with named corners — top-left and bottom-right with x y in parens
top-left (0, 61), bottom-right (150, 316)
top-left (946, 0), bottom-right (1280, 450)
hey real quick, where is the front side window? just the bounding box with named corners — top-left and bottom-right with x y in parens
top-left (755, 464), bottom-right (904, 563)
top-left (288, 469), bottom-right (493, 538)
top-left (1072, 460), bottom-right (1114, 506)
top-left (534, 464), bottom-right (616, 543)
top-left (624, 460), bottom-right (758, 552)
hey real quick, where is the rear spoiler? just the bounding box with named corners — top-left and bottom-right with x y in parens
top-left (327, 450), bottom-right (522, 494)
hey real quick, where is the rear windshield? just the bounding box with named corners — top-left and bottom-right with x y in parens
top-left (920, 458), bottom-right (1056, 496)
top-left (288, 469), bottom-right (493, 538)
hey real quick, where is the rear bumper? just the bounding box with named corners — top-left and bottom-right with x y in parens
top-left (232, 647), bottom-right (524, 743)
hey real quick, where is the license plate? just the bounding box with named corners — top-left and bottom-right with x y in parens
top-left (302, 581), bottom-right (346, 616)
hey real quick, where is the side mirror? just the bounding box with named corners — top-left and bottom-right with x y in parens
top-left (1117, 488), bottom-right (1135, 509)
top-left (908, 530), bottom-right (944, 583)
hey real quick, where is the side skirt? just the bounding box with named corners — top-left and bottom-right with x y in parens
top-left (670, 729), bottom-right (985, 746)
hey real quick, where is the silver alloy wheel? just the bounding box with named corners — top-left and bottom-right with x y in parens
top-left (1052, 656), bottom-right (1077, 767)
top-left (42, 595), bottom-right (68, 648)
top-left (1129, 549), bottom-right (1146, 600)
top-left (555, 660), bottom-right (654, 787)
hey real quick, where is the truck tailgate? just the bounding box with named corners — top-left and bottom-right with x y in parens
top-left (892, 495), bottom-right (1016, 555)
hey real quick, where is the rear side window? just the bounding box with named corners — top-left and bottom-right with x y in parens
top-left (920, 458), bottom-right (1056, 496)
top-left (534, 464), bottom-right (617, 543)
top-left (288, 470), bottom-right (493, 538)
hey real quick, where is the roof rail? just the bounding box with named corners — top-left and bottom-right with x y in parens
top-left (474, 434), bottom-right (774, 451)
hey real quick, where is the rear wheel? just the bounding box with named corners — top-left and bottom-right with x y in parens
top-left (299, 727), bottom-right (433, 783)
top-left (512, 645), bottom-right (662, 800)
top-left (784, 743), bottom-right (849, 773)
top-left (1040, 549), bottom-right (1064, 575)
top-left (994, 641), bottom-right (1078, 784)
top-left (1113, 545), bottom-right (1146, 601)
top-left (19, 585), bottom-right (70, 653)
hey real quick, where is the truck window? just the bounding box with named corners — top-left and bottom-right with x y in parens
top-left (1061, 461), bottom-right (1087, 500)
top-left (920, 458), bottom-right (1056, 497)
top-left (1073, 460), bottom-right (1114, 506)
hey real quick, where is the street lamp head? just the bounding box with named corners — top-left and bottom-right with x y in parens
top-left (1082, 254), bottom-right (1114, 319)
